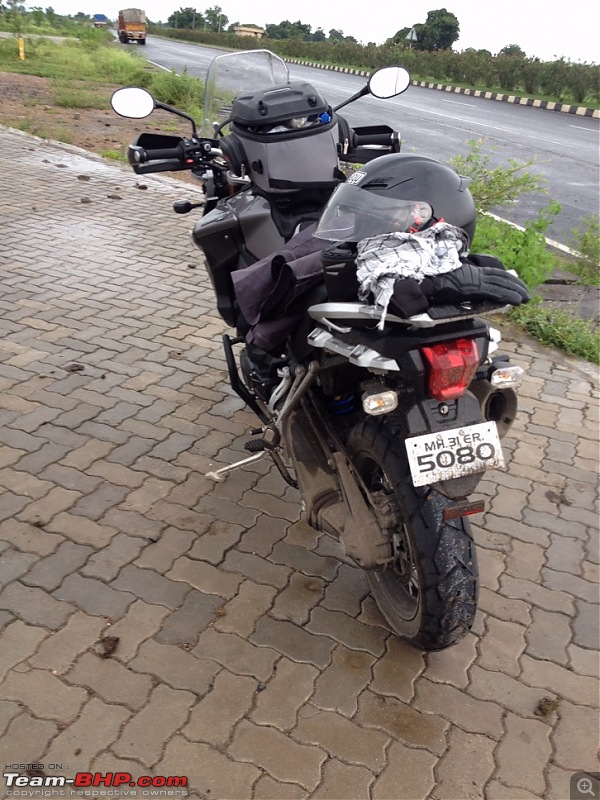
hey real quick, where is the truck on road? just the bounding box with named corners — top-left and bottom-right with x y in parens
top-left (93, 13), bottom-right (108, 27)
top-left (118, 8), bottom-right (146, 45)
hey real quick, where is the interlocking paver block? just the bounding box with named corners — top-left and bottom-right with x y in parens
top-left (526, 606), bottom-right (572, 663)
top-left (114, 684), bottom-right (195, 766)
top-left (237, 515), bottom-right (288, 556)
top-left (229, 719), bottom-right (327, 791)
top-left (134, 526), bottom-right (195, 572)
top-left (65, 651), bottom-right (152, 710)
top-left (495, 713), bottom-right (552, 796)
top-left (432, 727), bottom-right (496, 800)
top-left (251, 616), bottom-right (335, 669)
top-left (552, 701), bottom-right (600, 771)
top-left (252, 775), bottom-right (306, 799)
top-left (572, 599), bottom-right (600, 648)
top-left (371, 741), bottom-right (437, 800)
top-left (0, 714), bottom-right (58, 768)
top-left (194, 627), bottom-right (279, 681)
top-left (28, 611), bottom-right (107, 674)
top-left (0, 548), bottom-right (39, 589)
top-left (157, 736), bottom-right (259, 799)
top-left (129, 638), bottom-right (218, 695)
top-left (251, 657), bottom-right (318, 731)
top-left (320, 562), bottom-right (368, 616)
top-left (310, 759), bottom-right (374, 800)
top-left (43, 697), bottom-right (131, 766)
top-left (0, 468), bottom-right (54, 499)
top-left (311, 644), bottom-right (376, 718)
top-left (184, 669), bottom-right (257, 746)
top-left (45, 512), bottom-right (118, 546)
top-left (369, 636), bottom-right (425, 702)
top-left (69, 481), bottom-right (129, 520)
top-left (222, 549), bottom-right (290, 588)
top-left (568, 643), bottom-right (599, 679)
top-left (520, 654), bottom-right (599, 705)
top-left (0, 619), bottom-right (48, 678)
top-left (213, 579), bottom-right (277, 637)
top-left (271, 572), bottom-right (325, 625)
top-left (477, 616), bottom-right (526, 677)
top-left (185, 521), bottom-right (244, 565)
top-left (0, 669), bottom-right (87, 722)
top-left (81, 533), bottom-right (146, 581)
top-left (0, 581), bottom-right (75, 628)
top-left (111, 563), bottom-right (189, 609)
top-left (0, 699), bottom-right (21, 738)
top-left (54, 573), bottom-right (135, 618)
top-left (154, 588), bottom-right (221, 645)
top-left (168, 555), bottom-right (242, 598)
top-left (295, 705), bottom-right (388, 770)
top-left (423, 631), bottom-right (478, 689)
top-left (467, 664), bottom-right (550, 717)
top-left (21, 541), bottom-right (93, 591)
top-left (357, 689), bottom-right (448, 755)
top-left (307, 605), bottom-right (387, 656)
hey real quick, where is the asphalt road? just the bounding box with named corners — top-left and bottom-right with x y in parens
top-left (131, 37), bottom-right (600, 246)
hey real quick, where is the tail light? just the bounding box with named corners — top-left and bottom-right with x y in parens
top-left (421, 338), bottom-right (479, 401)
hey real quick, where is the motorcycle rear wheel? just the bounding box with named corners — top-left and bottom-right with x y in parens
top-left (346, 418), bottom-right (478, 651)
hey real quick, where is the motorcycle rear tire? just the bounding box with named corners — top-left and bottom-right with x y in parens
top-left (346, 418), bottom-right (478, 651)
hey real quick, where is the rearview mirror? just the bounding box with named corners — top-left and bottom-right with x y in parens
top-left (111, 87), bottom-right (155, 119)
top-left (368, 67), bottom-right (411, 99)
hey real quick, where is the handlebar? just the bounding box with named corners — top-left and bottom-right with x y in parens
top-left (129, 144), bottom-right (183, 163)
top-left (127, 135), bottom-right (219, 174)
top-left (352, 130), bottom-right (400, 148)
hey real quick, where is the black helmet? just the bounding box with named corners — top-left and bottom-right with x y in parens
top-left (316, 153), bottom-right (476, 244)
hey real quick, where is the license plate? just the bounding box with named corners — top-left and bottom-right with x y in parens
top-left (406, 422), bottom-right (504, 487)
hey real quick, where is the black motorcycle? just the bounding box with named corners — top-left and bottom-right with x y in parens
top-left (111, 49), bottom-right (528, 650)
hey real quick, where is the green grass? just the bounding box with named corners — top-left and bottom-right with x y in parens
top-left (10, 116), bottom-right (73, 144)
top-left (0, 37), bottom-right (150, 83)
top-left (99, 148), bottom-right (128, 161)
top-left (510, 302), bottom-right (600, 364)
top-left (53, 83), bottom-right (110, 109)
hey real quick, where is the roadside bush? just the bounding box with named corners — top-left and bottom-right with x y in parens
top-left (540, 58), bottom-right (570, 101)
top-left (148, 67), bottom-right (203, 114)
top-left (569, 217), bottom-right (600, 285)
top-left (520, 58), bottom-right (542, 95)
top-left (472, 204), bottom-right (560, 288)
top-left (511, 303), bottom-right (600, 364)
top-left (449, 138), bottom-right (546, 213)
top-left (494, 54), bottom-right (522, 92)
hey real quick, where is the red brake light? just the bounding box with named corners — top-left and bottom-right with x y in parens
top-left (421, 338), bottom-right (479, 401)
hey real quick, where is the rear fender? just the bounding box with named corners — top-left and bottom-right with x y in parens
top-left (402, 391), bottom-right (485, 500)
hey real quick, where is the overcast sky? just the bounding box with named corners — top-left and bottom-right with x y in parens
top-left (42, 0), bottom-right (599, 63)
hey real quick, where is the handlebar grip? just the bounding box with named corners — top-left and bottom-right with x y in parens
top-left (352, 131), bottom-right (399, 148)
top-left (129, 144), bottom-right (183, 164)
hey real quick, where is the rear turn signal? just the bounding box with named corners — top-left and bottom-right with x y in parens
top-left (421, 339), bottom-right (479, 401)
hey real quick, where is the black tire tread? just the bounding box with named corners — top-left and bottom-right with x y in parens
top-left (347, 417), bottom-right (478, 651)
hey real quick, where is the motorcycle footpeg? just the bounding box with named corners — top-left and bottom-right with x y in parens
top-left (244, 425), bottom-right (280, 452)
top-left (245, 439), bottom-right (266, 453)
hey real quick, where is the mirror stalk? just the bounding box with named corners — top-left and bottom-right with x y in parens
top-left (155, 100), bottom-right (198, 138)
top-left (333, 86), bottom-right (369, 113)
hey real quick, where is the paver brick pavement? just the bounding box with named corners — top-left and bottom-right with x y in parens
top-left (0, 126), bottom-right (598, 799)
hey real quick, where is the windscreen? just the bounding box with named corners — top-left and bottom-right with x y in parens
top-left (201, 50), bottom-right (289, 137)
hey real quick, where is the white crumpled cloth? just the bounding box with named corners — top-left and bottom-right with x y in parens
top-left (356, 222), bottom-right (470, 328)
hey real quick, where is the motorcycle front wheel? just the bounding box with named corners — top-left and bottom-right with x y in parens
top-left (346, 418), bottom-right (478, 651)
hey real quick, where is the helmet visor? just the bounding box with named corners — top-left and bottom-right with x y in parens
top-left (316, 183), bottom-right (433, 242)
